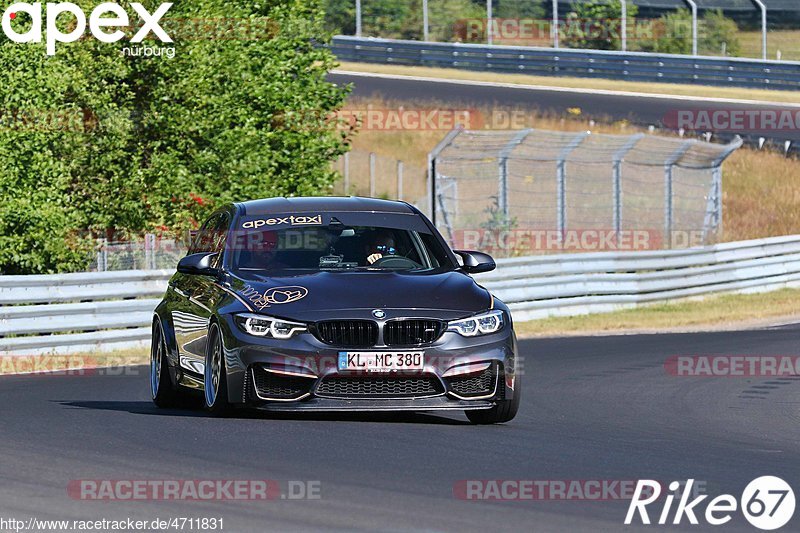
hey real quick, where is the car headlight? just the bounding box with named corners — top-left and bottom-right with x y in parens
top-left (234, 313), bottom-right (307, 339)
top-left (447, 310), bottom-right (504, 337)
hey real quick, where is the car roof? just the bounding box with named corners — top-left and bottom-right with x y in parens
top-left (235, 196), bottom-right (417, 216)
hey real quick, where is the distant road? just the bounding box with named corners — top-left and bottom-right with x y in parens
top-left (328, 71), bottom-right (800, 151)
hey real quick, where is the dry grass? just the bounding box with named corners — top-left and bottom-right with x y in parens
top-left (516, 288), bottom-right (800, 337)
top-left (739, 30), bottom-right (800, 61)
top-left (336, 61), bottom-right (800, 104)
top-left (0, 348), bottom-right (148, 375)
top-left (723, 149), bottom-right (800, 240)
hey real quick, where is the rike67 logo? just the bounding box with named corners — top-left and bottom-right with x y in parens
top-left (1, 2), bottom-right (173, 55)
top-left (626, 477), bottom-right (795, 530)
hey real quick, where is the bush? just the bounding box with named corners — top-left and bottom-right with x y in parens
top-left (495, 0), bottom-right (546, 20)
top-left (639, 8), bottom-right (740, 56)
top-left (701, 9), bottom-right (740, 57)
top-left (562, 0), bottom-right (638, 51)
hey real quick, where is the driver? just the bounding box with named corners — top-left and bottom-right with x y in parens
top-left (241, 230), bottom-right (282, 269)
top-left (365, 229), bottom-right (397, 265)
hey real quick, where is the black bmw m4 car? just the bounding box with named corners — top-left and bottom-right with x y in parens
top-left (150, 197), bottom-right (520, 424)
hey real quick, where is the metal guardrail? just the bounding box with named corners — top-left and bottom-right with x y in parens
top-left (331, 36), bottom-right (800, 91)
top-left (0, 270), bottom-right (172, 356)
top-left (2, 235), bottom-right (800, 355)
top-left (477, 234), bottom-right (800, 321)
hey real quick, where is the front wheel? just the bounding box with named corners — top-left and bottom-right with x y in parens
top-left (465, 378), bottom-right (520, 425)
top-left (151, 321), bottom-right (179, 408)
top-left (204, 323), bottom-right (231, 416)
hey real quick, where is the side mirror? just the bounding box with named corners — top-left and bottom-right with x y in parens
top-left (454, 250), bottom-right (496, 274)
top-left (177, 252), bottom-right (220, 276)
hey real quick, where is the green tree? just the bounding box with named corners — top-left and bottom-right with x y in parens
top-left (323, 0), bottom-right (355, 35)
top-left (639, 8), bottom-right (693, 54)
top-left (435, 0), bottom-right (487, 42)
top-left (0, 0), bottom-right (350, 274)
top-left (562, 0), bottom-right (638, 51)
top-left (701, 9), bottom-right (740, 56)
top-left (639, 8), bottom-right (740, 56)
top-left (495, 0), bottom-right (546, 20)
top-left (324, 0), bottom-right (421, 39)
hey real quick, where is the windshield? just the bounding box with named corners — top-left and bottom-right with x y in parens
top-left (230, 222), bottom-right (453, 273)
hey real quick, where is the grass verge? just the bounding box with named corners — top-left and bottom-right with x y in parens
top-left (335, 61), bottom-right (800, 104)
top-left (739, 30), bottom-right (800, 62)
top-left (0, 348), bottom-right (148, 376)
top-left (515, 288), bottom-right (800, 337)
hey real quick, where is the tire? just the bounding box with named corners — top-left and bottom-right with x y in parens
top-left (465, 375), bottom-right (520, 425)
top-left (204, 323), bottom-right (231, 416)
top-left (151, 320), bottom-right (180, 408)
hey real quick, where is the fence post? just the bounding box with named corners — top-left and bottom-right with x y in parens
top-left (437, 192), bottom-right (454, 245)
top-left (715, 167), bottom-right (723, 237)
top-left (612, 134), bottom-right (644, 242)
top-left (343, 152), bottom-right (350, 194)
top-left (144, 233), bottom-right (156, 270)
top-left (355, 0), bottom-right (362, 37)
top-left (422, 0), bottom-right (429, 41)
top-left (684, 0), bottom-right (698, 56)
top-left (556, 132), bottom-right (590, 240)
top-left (552, 0), bottom-right (559, 49)
top-left (753, 0), bottom-right (767, 60)
top-left (498, 129), bottom-right (532, 225)
top-left (702, 168), bottom-right (722, 244)
top-left (620, 0), bottom-right (627, 52)
top-left (369, 152), bottom-right (376, 197)
top-left (397, 160), bottom-right (404, 201)
top-left (486, 0), bottom-right (493, 45)
top-left (664, 167), bottom-right (674, 248)
top-left (97, 238), bottom-right (108, 272)
top-left (702, 137), bottom-right (742, 242)
top-left (427, 126), bottom-right (464, 224)
top-left (664, 140), bottom-right (695, 248)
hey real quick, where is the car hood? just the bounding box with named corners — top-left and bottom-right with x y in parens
top-left (228, 270), bottom-right (492, 321)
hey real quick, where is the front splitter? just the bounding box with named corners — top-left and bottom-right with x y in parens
top-left (251, 396), bottom-right (495, 412)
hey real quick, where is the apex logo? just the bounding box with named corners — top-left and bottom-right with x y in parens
top-left (1, 2), bottom-right (173, 55)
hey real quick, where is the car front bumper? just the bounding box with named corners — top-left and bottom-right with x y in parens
top-left (218, 313), bottom-right (519, 412)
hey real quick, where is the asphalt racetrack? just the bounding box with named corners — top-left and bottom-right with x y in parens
top-left (329, 72), bottom-right (800, 149)
top-left (1, 328), bottom-right (798, 532)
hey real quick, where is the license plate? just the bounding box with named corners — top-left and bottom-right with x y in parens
top-left (338, 351), bottom-right (424, 372)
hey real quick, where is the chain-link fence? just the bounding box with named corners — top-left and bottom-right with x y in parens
top-left (430, 128), bottom-right (741, 256)
top-left (90, 235), bottom-right (187, 271)
top-left (332, 149), bottom-right (429, 207)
